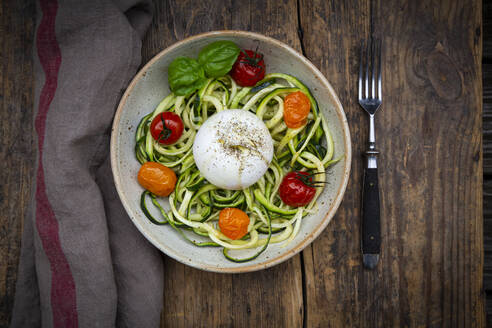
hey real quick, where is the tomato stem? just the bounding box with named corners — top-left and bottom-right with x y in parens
top-left (239, 46), bottom-right (264, 67)
top-left (158, 116), bottom-right (172, 142)
top-left (294, 172), bottom-right (327, 188)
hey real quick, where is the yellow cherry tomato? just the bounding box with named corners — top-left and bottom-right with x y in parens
top-left (137, 162), bottom-right (177, 197)
top-left (218, 208), bottom-right (250, 240)
top-left (283, 91), bottom-right (311, 128)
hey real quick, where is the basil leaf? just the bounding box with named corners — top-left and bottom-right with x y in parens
top-left (168, 57), bottom-right (206, 96)
top-left (198, 41), bottom-right (240, 78)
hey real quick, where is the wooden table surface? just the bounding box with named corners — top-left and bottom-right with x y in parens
top-left (0, 0), bottom-right (485, 327)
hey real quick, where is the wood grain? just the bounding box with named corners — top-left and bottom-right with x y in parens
top-left (484, 1), bottom-right (492, 62)
top-left (373, 1), bottom-right (483, 325)
top-left (484, 180), bottom-right (492, 288)
top-left (0, 0), bottom-right (35, 326)
top-left (142, 1), bottom-right (305, 327)
top-left (0, 0), bottom-right (487, 326)
top-left (483, 2), bottom-right (492, 325)
top-left (483, 2), bottom-right (492, 326)
top-left (299, 0), bottom-right (484, 326)
top-left (484, 64), bottom-right (492, 175)
top-left (297, 1), bottom-right (369, 327)
top-left (485, 179), bottom-right (492, 325)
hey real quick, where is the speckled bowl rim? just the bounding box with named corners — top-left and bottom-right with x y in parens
top-left (110, 30), bottom-right (352, 273)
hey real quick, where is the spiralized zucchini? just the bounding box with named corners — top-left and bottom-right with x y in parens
top-left (135, 73), bottom-right (341, 262)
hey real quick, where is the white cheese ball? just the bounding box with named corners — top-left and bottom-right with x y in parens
top-left (193, 109), bottom-right (274, 190)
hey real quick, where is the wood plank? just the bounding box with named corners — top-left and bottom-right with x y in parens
top-left (484, 180), bottom-right (492, 289)
top-left (483, 179), bottom-right (492, 327)
top-left (484, 0), bottom-right (492, 60)
top-left (483, 2), bottom-right (492, 325)
top-left (484, 64), bottom-right (492, 174)
top-left (0, 1), bottom-right (35, 326)
top-left (300, 0), bottom-right (484, 326)
top-left (482, 2), bottom-right (492, 325)
top-left (141, 1), bottom-right (305, 327)
top-left (298, 1), bottom-right (370, 326)
top-left (488, 299), bottom-right (492, 328)
top-left (373, 0), bottom-right (484, 325)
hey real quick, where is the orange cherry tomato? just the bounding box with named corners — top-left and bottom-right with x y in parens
top-left (137, 162), bottom-right (177, 197)
top-left (218, 208), bottom-right (250, 240)
top-left (283, 91), bottom-right (311, 128)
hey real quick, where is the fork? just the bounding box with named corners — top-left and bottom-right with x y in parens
top-left (358, 39), bottom-right (382, 270)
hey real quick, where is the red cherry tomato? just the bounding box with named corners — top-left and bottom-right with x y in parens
top-left (279, 171), bottom-right (316, 207)
top-left (150, 112), bottom-right (184, 145)
top-left (230, 49), bottom-right (266, 87)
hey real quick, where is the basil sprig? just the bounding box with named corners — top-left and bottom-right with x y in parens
top-left (168, 41), bottom-right (240, 96)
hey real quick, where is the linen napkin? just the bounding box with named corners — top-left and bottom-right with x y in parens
top-left (11, 0), bottom-right (164, 327)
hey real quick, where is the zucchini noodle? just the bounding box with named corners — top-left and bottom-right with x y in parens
top-left (135, 73), bottom-right (341, 262)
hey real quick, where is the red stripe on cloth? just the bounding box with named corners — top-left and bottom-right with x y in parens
top-left (36, 0), bottom-right (78, 327)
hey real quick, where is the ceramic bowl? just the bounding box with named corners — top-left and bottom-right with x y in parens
top-left (111, 31), bottom-right (351, 273)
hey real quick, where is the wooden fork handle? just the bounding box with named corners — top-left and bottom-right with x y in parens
top-left (361, 166), bottom-right (381, 269)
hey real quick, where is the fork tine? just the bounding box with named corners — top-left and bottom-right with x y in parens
top-left (377, 39), bottom-right (382, 100)
top-left (365, 39), bottom-right (369, 99)
top-left (359, 40), bottom-right (363, 100)
top-left (371, 38), bottom-right (375, 99)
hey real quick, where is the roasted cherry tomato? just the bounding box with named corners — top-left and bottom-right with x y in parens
top-left (283, 91), bottom-right (311, 128)
top-left (150, 112), bottom-right (184, 145)
top-left (138, 162), bottom-right (177, 197)
top-left (218, 208), bottom-right (250, 240)
top-left (230, 49), bottom-right (266, 87)
top-left (279, 171), bottom-right (316, 207)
